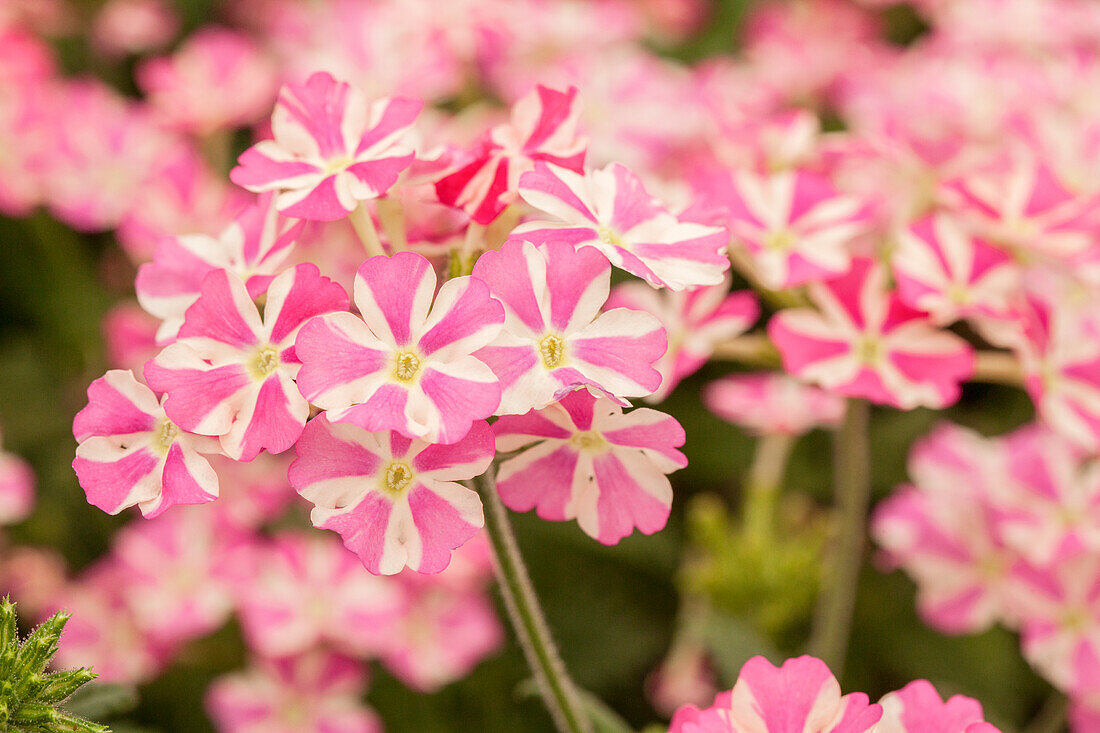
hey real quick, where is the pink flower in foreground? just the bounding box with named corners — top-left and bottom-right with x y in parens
top-left (472, 240), bottom-right (666, 415)
top-left (768, 258), bottom-right (974, 409)
top-left (605, 277), bottom-right (758, 402)
top-left (146, 264), bottom-right (348, 461)
top-left (289, 415), bottom-right (492, 575)
top-left (877, 680), bottom-right (1000, 733)
top-left (891, 213), bottom-right (1019, 326)
top-left (698, 167), bottom-right (870, 290)
top-left (230, 71), bottom-right (421, 220)
top-left (137, 27), bottom-right (277, 134)
top-left (436, 84), bottom-right (586, 224)
top-left (0, 430), bottom-right (34, 525)
top-left (235, 532), bottom-right (402, 658)
top-left (515, 161), bottom-right (730, 290)
top-left (73, 370), bottom-right (219, 518)
top-left (136, 194), bottom-right (303, 341)
top-left (295, 252), bottom-right (504, 444)
top-left (704, 372), bottom-right (845, 436)
top-left (669, 655), bottom-right (882, 733)
top-left (206, 652), bottom-right (381, 733)
top-left (494, 390), bottom-right (686, 545)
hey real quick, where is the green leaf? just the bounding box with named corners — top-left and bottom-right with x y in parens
top-left (64, 685), bottom-right (139, 720)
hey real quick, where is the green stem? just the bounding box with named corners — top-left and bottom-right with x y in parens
top-left (349, 202), bottom-right (386, 258)
top-left (809, 399), bottom-right (871, 675)
top-left (1022, 692), bottom-right (1068, 733)
top-left (471, 468), bottom-right (592, 733)
top-left (742, 432), bottom-right (796, 546)
top-left (376, 196), bottom-right (408, 252)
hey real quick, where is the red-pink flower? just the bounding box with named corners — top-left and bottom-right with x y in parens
top-left (146, 264), bottom-right (348, 461)
top-left (606, 277), bottom-right (759, 402)
top-left (768, 258), bottom-right (975, 409)
top-left (206, 652), bottom-right (381, 733)
top-left (295, 252), bottom-right (504, 444)
top-left (136, 194), bottom-right (303, 341)
top-left (877, 680), bottom-right (1000, 733)
top-left (231, 71), bottom-right (421, 221)
top-left (704, 372), bottom-right (845, 436)
top-left (493, 390), bottom-right (686, 545)
top-left (288, 415), bottom-right (493, 575)
top-left (472, 240), bottom-right (666, 414)
top-left (669, 655), bottom-right (882, 733)
top-left (515, 161), bottom-right (730, 290)
top-left (73, 370), bottom-right (220, 518)
top-left (436, 84), bottom-right (586, 224)
top-left (235, 532), bottom-right (402, 658)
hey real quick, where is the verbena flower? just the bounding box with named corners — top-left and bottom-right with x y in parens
top-left (493, 389), bottom-right (686, 544)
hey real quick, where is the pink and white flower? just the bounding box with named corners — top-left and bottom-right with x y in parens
top-left (768, 258), bottom-right (975, 410)
top-left (493, 390), bottom-right (686, 545)
top-left (235, 532), bottom-right (403, 658)
top-left (698, 167), bottom-right (871, 290)
top-left (288, 414), bottom-right (493, 575)
top-left (206, 652), bottom-right (381, 733)
top-left (230, 71), bottom-right (421, 221)
top-left (136, 27), bottom-right (277, 135)
top-left (136, 194), bottom-right (303, 341)
top-left (605, 276), bottom-right (759, 402)
top-left (471, 240), bottom-right (666, 415)
top-left (146, 264), bottom-right (348, 461)
top-left (668, 655), bottom-right (882, 733)
top-left (295, 251), bottom-right (504, 444)
top-left (891, 213), bottom-right (1019, 326)
top-left (704, 372), bottom-right (845, 436)
top-left (877, 680), bottom-right (999, 733)
top-left (515, 161), bottom-right (730, 290)
top-left (435, 84), bottom-right (586, 224)
top-left (73, 369), bottom-right (220, 518)
top-left (0, 428), bottom-right (34, 525)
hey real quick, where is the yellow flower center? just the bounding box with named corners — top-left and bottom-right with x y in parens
top-left (764, 228), bottom-right (797, 251)
top-left (539, 334), bottom-right (566, 368)
top-left (323, 155), bottom-right (353, 175)
top-left (152, 417), bottom-right (179, 456)
top-left (855, 336), bottom-right (882, 365)
top-left (381, 462), bottom-right (415, 495)
top-left (597, 225), bottom-right (625, 248)
top-left (392, 351), bottom-right (422, 382)
top-left (570, 430), bottom-right (607, 452)
top-left (250, 345), bottom-right (281, 379)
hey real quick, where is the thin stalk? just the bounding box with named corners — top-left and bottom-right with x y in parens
top-left (349, 202), bottom-right (385, 258)
top-left (710, 334), bottom-right (782, 368)
top-left (1022, 692), bottom-right (1068, 733)
top-left (471, 468), bottom-right (592, 733)
top-left (376, 196), bottom-right (408, 252)
top-left (742, 432), bottom-right (796, 546)
top-left (809, 399), bottom-right (871, 675)
top-left (971, 350), bottom-right (1024, 387)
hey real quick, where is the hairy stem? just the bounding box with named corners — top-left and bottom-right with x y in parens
top-left (471, 468), bottom-right (592, 733)
top-left (809, 399), bottom-right (871, 675)
top-left (349, 201), bottom-right (385, 258)
top-left (376, 196), bottom-right (408, 252)
top-left (742, 432), bottom-right (796, 546)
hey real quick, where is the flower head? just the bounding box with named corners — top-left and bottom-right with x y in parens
top-left (231, 71), bottom-right (421, 220)
top-left (289, 415), bottom-right (493, 574)
top-left (295, 251), bottom-right (504, 444)
top-left (493, 390), bottom-right (686, 544)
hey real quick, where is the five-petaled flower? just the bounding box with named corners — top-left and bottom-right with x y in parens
top-left (231, 71), bottom-right (422, 221)
top-left (295, 251), bottom-right (504, 444)
top-left (515, 161), bottom-right (730, 290)
top-left (472, 239), bottom-right (667, 415)
top-left (493, 389), bottom-right (686, 545)
top-left (289, 414), bottom-right (493, 575)
top-left (146, 263), bottom-right (348, 461)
